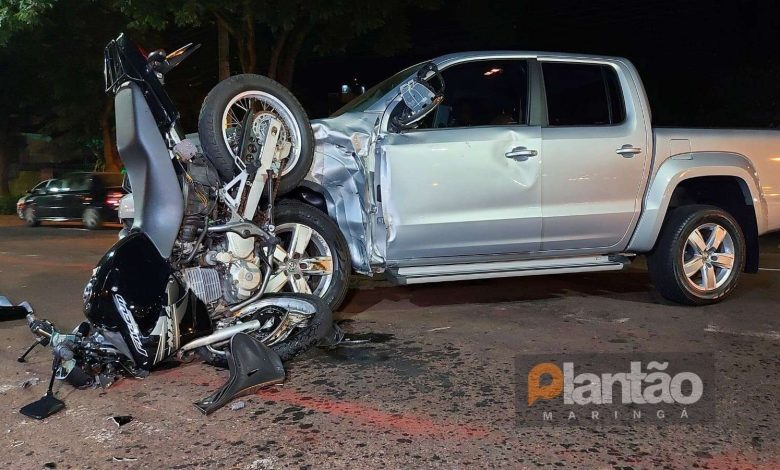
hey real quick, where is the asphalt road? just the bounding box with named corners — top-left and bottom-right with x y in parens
top-left (0, 215), bottom-right (779, 468)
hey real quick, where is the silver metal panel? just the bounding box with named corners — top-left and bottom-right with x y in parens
top-left (306, 113), bottom-right (380, 274)
top-left (628, 148), bottom-right (769, 252)
top-left (396, 255), bottom-right (624, 284)
top-left (379, 125), bottom-right (542, 260)
top-left (538, 58), bottom-right (652, 252)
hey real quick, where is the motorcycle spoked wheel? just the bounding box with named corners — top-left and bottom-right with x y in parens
top-left (197, 293), bottom-right (332, 367)
top-left (197, 74), bottom-right (314, 196)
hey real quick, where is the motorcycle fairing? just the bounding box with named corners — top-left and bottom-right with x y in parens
top-left (114, 80), bottom-right (184, 259)
top-left (84, 233), bottom-right (212, 370)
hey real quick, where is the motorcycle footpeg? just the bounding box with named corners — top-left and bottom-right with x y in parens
top-left (193, 332), bottom-right (285, 415)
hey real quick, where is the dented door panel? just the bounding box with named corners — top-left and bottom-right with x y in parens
top-left (378, 126), bottom-right (542, 260)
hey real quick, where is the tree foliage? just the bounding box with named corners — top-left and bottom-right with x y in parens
top-left (0, 0), bottom-right (128, 194)
top-left (0, 0), bottom-right (55, 46)
top-left (114, 0), bottom-right (440, 85)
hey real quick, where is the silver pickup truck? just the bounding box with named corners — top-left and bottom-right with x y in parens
top-left (290, 51), bottom-right (780, 308)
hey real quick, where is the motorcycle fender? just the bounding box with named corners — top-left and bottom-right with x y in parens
top-left (84, 232), bottom-right (212, 370)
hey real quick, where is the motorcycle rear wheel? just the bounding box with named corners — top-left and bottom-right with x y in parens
top-left (198, 292), bottom-right (332, 366)
top-left (198, 74), bottom-right (314, 196)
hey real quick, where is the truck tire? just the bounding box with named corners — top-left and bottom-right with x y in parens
top-left (270, 201), bottom-right (351, 312)
top-left (198, 74), bottom-right (314, 196)
top-left (647, 205), bottom-right (745, 305)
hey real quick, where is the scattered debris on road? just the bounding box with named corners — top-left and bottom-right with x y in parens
top-left (230, 400), bottom-right (246, 411)
top-left (20, 377), bottom-right (39, 389)
top-left (109, 416), bottom-right (133, 427)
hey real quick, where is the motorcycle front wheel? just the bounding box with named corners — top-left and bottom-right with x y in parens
top-left (198, 74), bottom-right (314, 196)
top-left (198, 292), bottom-right (333, 366)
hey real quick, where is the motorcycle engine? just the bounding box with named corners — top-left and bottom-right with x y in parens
top-left (179, 154), bottom-right (220, 243)
top-left (175, 154), bottom-right (267, 307)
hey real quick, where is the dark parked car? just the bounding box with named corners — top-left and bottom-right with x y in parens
top-left (22, 172), bottom-right (125, 229)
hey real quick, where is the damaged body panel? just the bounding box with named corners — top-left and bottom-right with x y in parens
top-left (307, 114), bottom-right (383, 274)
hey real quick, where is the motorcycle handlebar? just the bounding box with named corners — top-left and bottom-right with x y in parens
top-left (26, 314), bottom-right (54, 339)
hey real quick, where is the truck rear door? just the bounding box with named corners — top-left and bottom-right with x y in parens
top-left (538, 59), bottom-right (652, 251)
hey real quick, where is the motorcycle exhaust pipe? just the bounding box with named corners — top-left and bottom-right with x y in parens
top-left (179, 320), bottom-right (261, 353)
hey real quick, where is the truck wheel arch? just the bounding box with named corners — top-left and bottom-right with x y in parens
top-left (281, 180), bottom-right (371, 275)
top-left (627, 152), bottom-right (765, 273)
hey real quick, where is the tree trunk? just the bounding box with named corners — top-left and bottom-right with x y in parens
top-left (0, 150), bottom-right (10, 196)
top-left (277, 23), bottom-right (312, 88)
top-left (218, 20), bottom-right (231, 80)
top-left (0, 125), bottom-right (16, 196)
top-left (101, 100), bottom-right (121, 172)
top-left (242, 13), bottom-right (256, 73)
top-left (267, 29), bottom-right (289, 80)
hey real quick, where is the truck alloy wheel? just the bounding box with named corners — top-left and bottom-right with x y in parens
top-left (265, 201), bottom-right (351, 311)
top-left (681, 222), bottom-right (736, 292)
top-left (647, 205), bottom-right (745, 305)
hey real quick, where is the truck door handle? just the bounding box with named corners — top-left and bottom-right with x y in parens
top-left (616, 145), bottom-right (642, 157)
top-left (505, 147), bottom-right (538, 161)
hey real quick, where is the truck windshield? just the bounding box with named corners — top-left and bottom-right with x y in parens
top-left (332, 63), bottom-right (425, 117)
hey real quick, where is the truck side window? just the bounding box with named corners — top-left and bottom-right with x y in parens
top-left (542, 62), bottom-right (625, 126)
top-left (416, 59), bottom-right (529, 129)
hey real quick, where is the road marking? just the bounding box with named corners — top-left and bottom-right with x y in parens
top-left (427, 326), bottom-right (451, 332)
top-left (759, 267), bottom-right (780, 272)
top-left (704, 324), bottom-right (780, 340)
top-left (563, 314), bottom-right (630, 324)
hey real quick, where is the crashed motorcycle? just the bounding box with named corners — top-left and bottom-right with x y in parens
top-left (18, 33), bottom-right (336, 417)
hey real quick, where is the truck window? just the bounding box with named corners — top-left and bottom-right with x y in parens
top-left (542, 62), bottom-right (625, 126)
top-left (416, 59), bottom-right (530, 129)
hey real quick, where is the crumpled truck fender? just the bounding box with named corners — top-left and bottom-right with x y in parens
top-left (626, 151), bottom-right (767, 253)
top-left (305, 120), bottom-right (376, 275)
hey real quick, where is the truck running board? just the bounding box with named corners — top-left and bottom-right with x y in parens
top-left (390, 255), bottom-right (628, 285)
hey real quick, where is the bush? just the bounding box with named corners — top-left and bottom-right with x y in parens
top-left (0, 194), bottom-right (21, 215)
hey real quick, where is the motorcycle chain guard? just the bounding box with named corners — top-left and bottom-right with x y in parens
top-left (194, 332), bottom-right (285, 415)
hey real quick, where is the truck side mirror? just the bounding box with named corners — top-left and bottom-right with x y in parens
top-left (391, 62), bottom-right (445, 131)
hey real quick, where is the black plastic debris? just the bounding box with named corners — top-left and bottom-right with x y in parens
top-left (110, 415), bottom-right (133, 427)
top-left (316, 322), bottom-right (345, 348)
top-left (0, 296), bottom-right (31, 322)
top-left (194, 333), bottom-right (284, 415)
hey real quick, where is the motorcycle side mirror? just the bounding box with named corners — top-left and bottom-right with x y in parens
top-left (165, 43), bottom-right (201, 70)
top-left (391, 62), bottom-right (445, 131)
top-left (147, 49), bottom-right (167, 64)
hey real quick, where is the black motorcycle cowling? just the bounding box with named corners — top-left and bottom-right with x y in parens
top-left (114, 80), bottom-right (184, 259)
top-left (83, 233), bottom-right (212, 370)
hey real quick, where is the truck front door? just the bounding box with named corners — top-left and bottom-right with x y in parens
top-left (379, 58), bottom-right (543, 261)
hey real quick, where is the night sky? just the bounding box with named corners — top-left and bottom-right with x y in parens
top-left (166, 0), bottom-right (780, 127)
